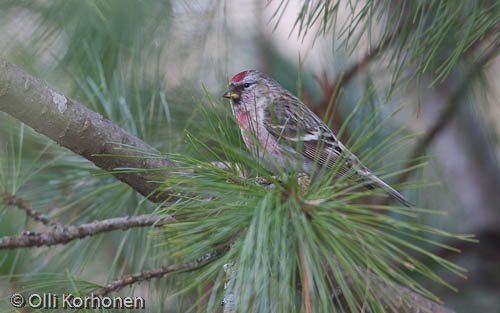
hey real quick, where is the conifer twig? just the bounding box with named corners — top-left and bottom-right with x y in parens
top-left (314, 30), bottom-right (398, 124)
top-left (1, 193), bottom-right (64, 231)
top-left (394, 39), bottom-right (500, 186)
top-left (299, 242), bottom-right (313, 313)
top-left (325, 255), bottom-right (456, 313)
top-left (0, 213), bottom-right (174, 250)
top-left (96, 263), bottom-right (197, 296)
top-left (96, 248), bottom-right (226, 296)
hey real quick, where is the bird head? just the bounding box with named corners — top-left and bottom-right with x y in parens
top-left (223, 70), bottom-right (277, 107)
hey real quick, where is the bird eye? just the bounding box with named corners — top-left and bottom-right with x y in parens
top-left (243, 83), bottom-right (250, 88)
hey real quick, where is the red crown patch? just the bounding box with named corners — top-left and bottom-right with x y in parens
top-left (230, 71), bottom-right (247, 82)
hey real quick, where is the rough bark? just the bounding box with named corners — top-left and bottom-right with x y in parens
top-left (0, 214), bottom-right (173, 249)
top-left (0, 58), bottom-right (178, 202)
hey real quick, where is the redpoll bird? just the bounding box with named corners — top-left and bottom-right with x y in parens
top-left (223, 70), bottom-right (410, 207)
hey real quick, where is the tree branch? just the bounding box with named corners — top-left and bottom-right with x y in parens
top-left (363, 271), bottom-right (455, 313)
top-left (96, 262), bottom-right (199, 296)
top-left (313, 30), bottom-right (398, 134)
top-left (1, 192), bottom-right (64, 231)
top-left (299, 242), bottom-right (313, 313)
top-left (324, 256), bottom-right (455, 313)
top-left (0, 58), bottom-right (179, 203)
top-left (395, 39), bottom-right (500, 186)
top-left (0, 214), bottom-right (173, 250)
top-left (96, 248), bottom-right (226, 296)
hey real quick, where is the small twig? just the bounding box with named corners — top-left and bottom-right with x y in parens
top-left (335, 32), bottom-right (396, 92)
top-left (255, 175), bottom-right (282, 185)
top-left (1, 193), bottom-right (64, 231)
top-left (314, 31), bottom-right (398, 124)
top-left (299, 242), bottom-right (313, 313)
top-left (394, 39), bottom-right (500, 186)
top-left (210, 161), bottom-right (247, 177)
top-left (222, 261), bottom-right (235, 313)
top-left (96, 248), bottom-right (227, 296)
top-left (0, 214), bottom-right (174, 250)
top-left (96, 262), bottom-right (199, 296)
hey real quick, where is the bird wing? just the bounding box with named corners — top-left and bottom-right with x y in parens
top-left (263, 93), bottom-right (412, 207)
top-left (263, 93), bottom-right (355, 177)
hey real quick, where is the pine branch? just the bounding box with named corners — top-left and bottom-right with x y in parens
top-left (0, 214), bottom-right (173, 250)
top-left (221, 253), bottom-right (456, 313)
top-left (395, 37), bottom-right (500, 186)
top-left (364, 271), bottom-right (455, 313)
top-left (1, 193), bottom-right (64, 231)
top-left (299, 242), bottom-right (313, 313)
top-left (96, 263), bottom-right (198, 296)
top-left (325, 256), bottom-right (456, 313)
top-left (313, 30), bottom-right (398, 133)
top-left (96, 248), bottom-right (226, 296)
top-left (0, 58), bottom-right (179, 203)
top-left (0, 58), bottom-right (458, 312)
top-left (329, 30), bottom-right (396, 96)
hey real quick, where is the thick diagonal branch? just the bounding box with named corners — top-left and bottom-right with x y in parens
top-left (0, 58), bottom-right (178, 202)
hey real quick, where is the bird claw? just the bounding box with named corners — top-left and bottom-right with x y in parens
top-left (297, 173), bottom-right (310, 191)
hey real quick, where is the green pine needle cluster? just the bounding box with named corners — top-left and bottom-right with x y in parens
top-left (272, 0), bottom-right (500, 86)
top-left (148, 92), bottom-right (473, 313)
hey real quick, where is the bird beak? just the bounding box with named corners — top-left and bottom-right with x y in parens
top-left (223, 91), bottom-right (240, 100)
top-left (223, 85), bottom-right (240, 100)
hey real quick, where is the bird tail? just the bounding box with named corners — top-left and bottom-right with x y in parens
top-left (365, 174), bottom-right (412, 207)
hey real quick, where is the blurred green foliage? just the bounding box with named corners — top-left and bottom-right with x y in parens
top-left (0, 0), bottom-right (498, 312)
